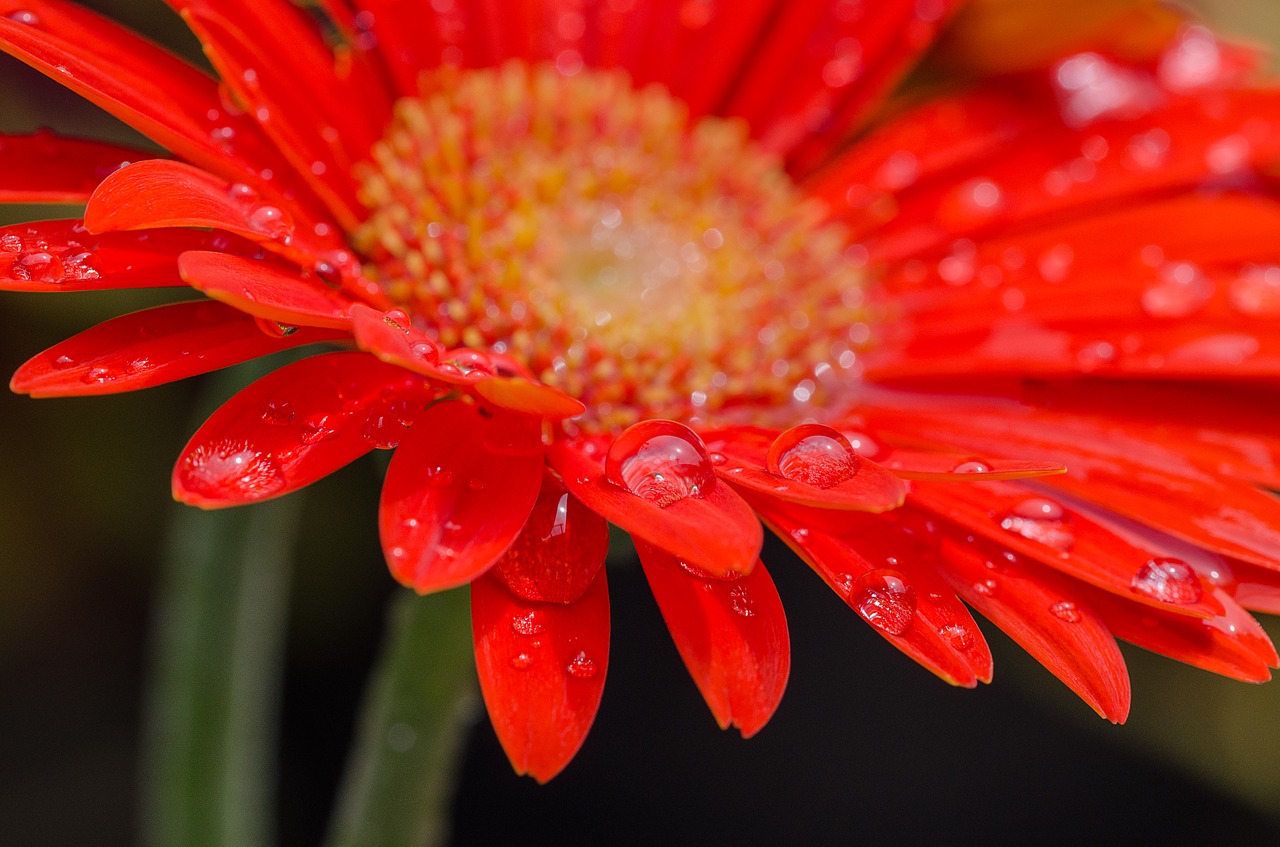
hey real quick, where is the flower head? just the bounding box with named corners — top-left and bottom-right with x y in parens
top-left (4, 0), bottom-right (1280, 782)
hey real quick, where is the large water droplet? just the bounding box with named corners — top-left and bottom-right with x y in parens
top-left (939, 623), bottom-right (974, 651)
top-left (246, 204), bottom-right (294, 240)
top-left (605, 420), bottom-right (716, 507)
top-left (766, 423), bottom-right (859, 488)
top-left (180, 439), bottom-right (286, 499)
top-left (13, 250), bottom-right (65, 283)
top-left (1132, 557), bottom-right (1202, 604)
top-left (999, 497), bottom-right (1075, 552)
top-left (851, 569), bottom-right (916, 636)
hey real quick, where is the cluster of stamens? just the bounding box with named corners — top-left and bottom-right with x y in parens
top-left (354, 62), bottom-right (865, 430)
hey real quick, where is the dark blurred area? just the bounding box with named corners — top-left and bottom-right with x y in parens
top-left (3, 3), bottom-right (1280, 846)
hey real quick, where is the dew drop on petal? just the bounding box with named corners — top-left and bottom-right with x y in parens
top-left (511, 652), bottom-right (533, 670)
top-left (50, 354), bottom-right (76, 370)
top-left (1049, 600), bottom-right (1082, 623)
top-left (361, 395), bottom-right (413, 449)
top-left (566, 651), bottom-right (598, 679)
top-left (1132, 557), bottom-right (1202, 604)
top-left (14, 250), bottom-right (65, 283)
top-left (605, 420), bottom-right (716, 507)
top-left (972, 579), bottom-right (999, 597)
top-left (80, 366), bottom-right (117, 385)
top-left (728, 585), bottom-right (756, 617)
top-left (246, 204), bottom-right (294, 240)
top-left (300, 413), bottom-right (338, 444)
top-left (180, 439), bottom-right (286, 499)
top-left (851, 569), bottom-right (916, 636)
top-left (999, 497), bottom-right (1075, 551)
top-left (1141, 262), bottom-right (1213, 318)
top-left (766, 423), bottom-right (859, 488)
top-left (0, 232), bottom-right (23, 252)
top-left (261, 400), bottom-right (295, 426)
top-left (6, 10), bottom-right (41, 26)
top-left (939, 623), bottom-right (974, 651)
top-left (1228, 265), bottom-right (1280, 317)
top-left (511, 611), bottom-right (545, 636)
top-left (952, 459), bottom-right (990, 474)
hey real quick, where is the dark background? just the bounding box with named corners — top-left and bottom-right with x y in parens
top-left (3, 2), bottom-right (1280, 845)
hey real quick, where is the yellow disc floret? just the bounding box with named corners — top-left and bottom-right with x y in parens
top-left (354, 62), bottom-right (866, 430)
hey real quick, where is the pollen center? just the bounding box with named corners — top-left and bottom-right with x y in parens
top-left (354, 63), bottom-right (865, 430)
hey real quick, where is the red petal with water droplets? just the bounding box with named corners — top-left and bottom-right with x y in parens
top-left (494, 469), bottom-right (608, 605)
top-left (0, 133), bottom-right (145, 203)
top-left (907, 478), bottom-right (1224, 620)
top-left (173, 351), bottom-right (431, 507)
top-left (10, 300), bottom-right (343, 397)
top-left (936, 534), bottom-right (1131, 722)
top-left (876, 449), bottom-right (1066, 481)
top-left (701, 426), bottom-right (906, 512)
top-left (0, 220), bottom-right (261, 292)
top-left (178, 251), bottom-right (354, 330)
top-left (547, 439), bottom-right (762, 579)
top-left (380, 401), bottom-right (544, 593)
top-left (1081, 584), bottom-right (1275, 683)
top-left (0, 2), bottom-right (311, 207)
top-left (472, 565), bottom-right (609, 783)
top-left (755, 496), bottom-right (990, 687)
top-left (634, 541), bottom-right (788, 738)
top-left (85, 159), bottom-right (337, 264)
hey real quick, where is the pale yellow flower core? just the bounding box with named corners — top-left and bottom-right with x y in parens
top-left (354, 62), bottom-right (865, 431)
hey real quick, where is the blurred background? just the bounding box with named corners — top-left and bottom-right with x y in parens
top-left (3, 2), bottom-right (1280, 845)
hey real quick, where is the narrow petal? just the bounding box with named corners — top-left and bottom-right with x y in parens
top-left (701, 426), bottom-right (906, 512)
top-left (178, 251), bottom-right (354, 330)
top-left (380, 401), bottom-right (544, 593)
top-left (547, 437), bottom-right (762, 579)
top-left (634, 541), bottom-right (789, 738)
top-left (471, 565), bottom-right (610, 783)
top-left (0, 132), bottom-right (145, 203)
top-left (174, 352), bottom-right (431, 507)
top-left (10, 301), bottom-right (343, 397)
top-left (878, 451), bottom-right (1066, 480)
top-left (0, 220), bottom-right (261, 292)
top-left (936, 534), bottom-right (1132, 722)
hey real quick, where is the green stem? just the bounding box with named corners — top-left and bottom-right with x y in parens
top-left (325, 588), bottom-right (479, 847)
top-left (140, 494), bottom-right (301, 847)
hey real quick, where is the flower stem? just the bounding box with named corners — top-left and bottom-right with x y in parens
top-left (140, 494), bottom-right (301, 847)
top-left (325, 588), bottom-right (479, 847)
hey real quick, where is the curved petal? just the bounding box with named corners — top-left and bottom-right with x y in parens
top-left (380, 401), bottom-right (544, 593)
top-left (471, 565), bottom-right (610, 783)
top-left (0, 220), bottom-right (261, 292)
top-left (174, 352), bottom-right (432, 507)
top-left (634, 541), bottom-right (789, 738)
top-left (547, 438), bottom-right (762, 579)
top-left (10, 301), bottom-right (344, 397)
top-left (878, 450), bottom-right (1067, 480)
top-left (0, 132), bottom-right (145, 203)
top-left (936, 534), bottom-right (1132, 722)
top-left (178, 251), bottom-right (355, 330)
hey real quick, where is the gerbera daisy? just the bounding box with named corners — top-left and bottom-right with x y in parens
top-left (3, 0), bottom-right (1280, 790)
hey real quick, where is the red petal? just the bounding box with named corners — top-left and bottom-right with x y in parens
top-left (10, 300), bottom-right (344, 397)
top-left (473, 376), bottom-right (585, 420)
top-left (0, 132), bottom-right (145, 203)
top-left (494, 469), bottom-right (609, 605)
top-left (1082, 584), bottom-right (1274, 683)
top-left (0, 2), bottom-right (313, 208)
top-left (178, 251), bottom-right (354, 330)
top-left (380, 401), bottom-right (545, 593)
top-left (936, 534), bottom-right (1131, 722)
top-left (634, 541), bottom-right (789, 738)
top-left (547, 438), bottom-right (762, 579)
top-left (756, 496), bottom-right (990, 687)
top-left (174, 352), bottom-right (431, 507)
top-left (878, 450), bottom-right (1066, 481)
top-left (85, 160), bottom-right (341, 266)
top-left (0, 219), bottom-right (261, 292)
top-left (701, 426), bottom-right (906, 512)
top-left (471, 565), bottom-right (610, 783)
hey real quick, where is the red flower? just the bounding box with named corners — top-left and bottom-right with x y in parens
top-left (4, 0), bottom-right (1280, 782)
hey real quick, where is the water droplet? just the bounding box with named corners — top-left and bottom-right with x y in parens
top-left (80, 366), bottom-right (116, 385)
top-left (972, 579), bottom-right (999, 597)
top-left (511, 652), bottom-right (533, 670)
top-left (1228, 265), bottom-right (1280, 317)
top-left (246, 204), bottom-right (294, 240)
top-left (708, 451), bottom-right (727, 466)
top-left (300, 413), bottom-right (338, 444)
top-left (226, 182), bottom-right (258, 204)
top-left (1141, 262), bottom-right (1213, 317)
top-left (50, 354), bottom-right (76, 370)
top-left (361, 395), bottom-right (413, 449)
top-left (511, 611), bottom-right (545, 636)
top-left (729, 585), bottom-right (756, 617)
top-left (999, 497), bottom-right (1075, 551)
top-left (766, 423), bottom-right (859, 488)
top-left (6, 10), bottom-right (41, 26)
top-left (13, 250), bottom-right (65, 283)
top-left (952, 460), bottom-right (990, 474)
top-left (605, 420), bottom-right (716, 507)
top-left (261, 400), bottom-right (295, 426)
top-left (566, 651), bottom-right (598, 679)
top-left (180, 439), bottom-right (286, 499)
top-left (850, 569), bottom-right (916, 636)
top-left (313, 259), bottom-right (342, 288)
top-left (0, 232), bottom-right (23, 252)
top-left (1049, 601), bottom-right (1082, 623)
top-left (939, 623), bottom-right (974, 651)
top-left (1132, 557), bottom-right (1202, 604)
top-left (382, 308), bottom-right (412, 332)
top-left (426, 466), bottom-right (455, 487)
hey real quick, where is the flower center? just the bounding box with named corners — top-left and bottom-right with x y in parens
top-left (354, 62), bottom-right (865, 430)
